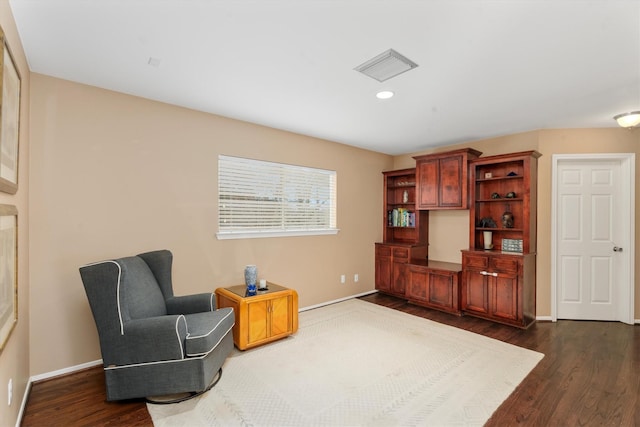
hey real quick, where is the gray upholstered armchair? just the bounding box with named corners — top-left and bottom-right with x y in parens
top-left (79, 249), bottom-right (234, 402)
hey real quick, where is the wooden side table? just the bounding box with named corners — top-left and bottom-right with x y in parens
top-left (215, 283), bottom-right (298, 350)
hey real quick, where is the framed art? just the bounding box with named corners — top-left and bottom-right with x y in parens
top-left (0, 204), bottom-right (17, 350)
top-left (0, 25), bottom-right (20, 194)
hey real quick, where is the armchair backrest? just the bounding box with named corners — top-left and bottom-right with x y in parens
top-left (80, 250), bottom-right (176, 339)
top-left (118, 256), bottom-right (167, 320)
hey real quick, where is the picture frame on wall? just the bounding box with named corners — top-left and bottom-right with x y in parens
top-left (0, 204), bottom-right (17, 350)
top-left (0, 25), bottom-right (21, 195)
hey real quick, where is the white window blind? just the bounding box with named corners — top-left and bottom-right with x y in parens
top-left (217, 155), bottom-right (338, 239)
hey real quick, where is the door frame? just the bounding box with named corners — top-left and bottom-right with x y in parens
top-left (551, 153), bottom-right (635, 324)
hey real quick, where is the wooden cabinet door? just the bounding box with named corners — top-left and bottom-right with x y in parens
top-left (428, 270), bottom-right (457, 311)
top-left (416, 159), bottom-right (438, 209)
top-left (392, 261), bottom-right (408, 296)
top-left (375, 253), bottom-right (392, 292)
top-left (407, 265), bottom-right (460, 313)
top-left (439, 155), bottom-right (464, 207)
top-left (407, 265), bottom-right (429, 302)
top-left (246, 299), bottom-right (269, 344)
top-left (490, 273), bottom-right (519, 322)
top-left (462, 269), bottom-right (490, 315)
top-left (270, 295), bottom-right (292, 338)
top-left (416, 153), bottom-right (469, 209)
top-left (391, 247), bottom-right (409, 296)
top-left (247, 295), bottom-right (293, 346)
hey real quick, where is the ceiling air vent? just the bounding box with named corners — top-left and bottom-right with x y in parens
top-left (354, 49), bottom-right (418, 82)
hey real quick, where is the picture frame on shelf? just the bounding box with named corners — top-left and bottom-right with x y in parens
top-left (0, 25), bottom-right (21, 195)
top-left (0, 204), bottom-right (17, 350)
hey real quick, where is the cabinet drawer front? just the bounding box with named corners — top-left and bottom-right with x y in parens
top-left (464, 254), bottom-right (488, 269)
top-left (376, 245), bottom-right (392, 257)
top-left (491, 257), bottom-right (519, 273)
top-left (393, 247), bottom-right (409, 259)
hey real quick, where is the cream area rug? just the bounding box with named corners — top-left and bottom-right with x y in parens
top-left (148, 299), bottom-right (543, 427)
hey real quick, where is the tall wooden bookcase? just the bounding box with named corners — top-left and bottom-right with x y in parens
top-left (461, 151), bottom-right (541, 328)
top-left (375, 168), bottom-right (429, 297)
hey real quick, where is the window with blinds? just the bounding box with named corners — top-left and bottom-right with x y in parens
top-left (217, 155), bottom-right (338, 239)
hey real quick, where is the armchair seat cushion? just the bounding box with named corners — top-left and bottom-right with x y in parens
top-left (184, 307), bottom-right (235, 357)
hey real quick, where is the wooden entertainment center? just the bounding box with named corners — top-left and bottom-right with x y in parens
top-left (375, 149), bottom-right (540, 328)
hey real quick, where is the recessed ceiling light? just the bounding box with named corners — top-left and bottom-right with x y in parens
top-left (376, 90), bottom-right (394, 99)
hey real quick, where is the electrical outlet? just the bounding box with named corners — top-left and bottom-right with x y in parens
top-left (354, 274), bottom-right (359, 282)
top-left (340, 274), bottom-right (346, 284)
top-left (7, 378), bottom-right (12, 406)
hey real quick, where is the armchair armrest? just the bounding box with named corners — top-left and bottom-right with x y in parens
top-left (166, 293), bottom-right (215, 315)
top-left (106, 315), bottom-right (188, 366)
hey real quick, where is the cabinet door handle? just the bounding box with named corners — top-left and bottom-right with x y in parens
top-left (480, 271), bottom-right (498, 277)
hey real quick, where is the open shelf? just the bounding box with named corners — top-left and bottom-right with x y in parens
top-left (469, 151), bottom-right (541, 254)
top-left (383, 168), bottom-right (428, 245)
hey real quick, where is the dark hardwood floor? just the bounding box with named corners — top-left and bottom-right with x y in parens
top-left (22, 293), bottom-right (640, 426)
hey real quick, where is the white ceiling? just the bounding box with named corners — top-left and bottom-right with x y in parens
top-left (9, 0), bottom-right (640, 155)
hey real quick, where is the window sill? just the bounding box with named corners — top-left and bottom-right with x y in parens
top-left (216, 229), bottom-right (340, 240)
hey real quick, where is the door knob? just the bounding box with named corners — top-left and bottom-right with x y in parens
top-left (613, 246), bottom-right (623, 252)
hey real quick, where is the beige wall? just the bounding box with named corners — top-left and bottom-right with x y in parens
top-left (395, 129), bottom-right (640, 318)
top-left (29, 73), bottom-right (392, 376)
top-left (0, 2), bottom-right (30, 426)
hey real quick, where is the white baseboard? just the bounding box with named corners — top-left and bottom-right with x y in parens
top-left (536, 316), bottom-right (640, 324)
top-left (30, 359), bottom-right (103, 383)
top-left (299, 290), bottom-right (378, 312)
top-left (15, 381), bottom-right (31, 427)
top-left (16, 359), bottom-right (103, 427)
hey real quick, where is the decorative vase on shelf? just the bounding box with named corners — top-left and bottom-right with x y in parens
top-left (244, 265), bottom-right (257, 295)
top-left (501, 205), bottom-right (514, 228)
top-left (483, 231), bottom-right (493, 250)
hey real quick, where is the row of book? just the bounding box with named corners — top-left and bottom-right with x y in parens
top-left (387, 208), bottom-right (415, 227)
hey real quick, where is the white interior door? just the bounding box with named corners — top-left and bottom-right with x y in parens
top-left (552, 154), bottom-right (634, 324)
